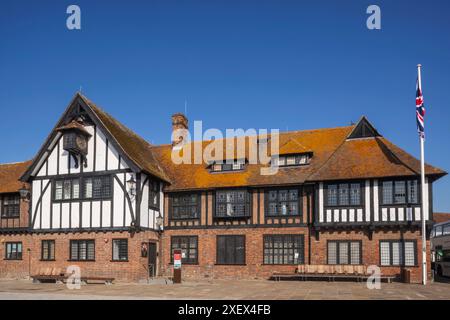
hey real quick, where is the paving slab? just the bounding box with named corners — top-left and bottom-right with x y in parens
top-left (0, 278), bottom-right (449, 300)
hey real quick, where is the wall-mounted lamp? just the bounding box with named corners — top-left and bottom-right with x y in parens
top-left (126, 176), bottom-right (136, 197)
top-left (155, 213), bottom-right (164, 231)
top-left (19, 184), bottom-right (31, 202)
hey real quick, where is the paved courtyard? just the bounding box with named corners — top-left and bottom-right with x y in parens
top-left (0, 278), bottom-right (449, 300)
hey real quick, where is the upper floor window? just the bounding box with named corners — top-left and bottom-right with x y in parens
top-left (431, 223), bottom-right (450, 238)
top-left (53, 176), bottom-right (112, 201)
top-left (54, 178), bottom-right (80, 201)
top-left (149, 180), bottom-right (160, 211)
top-left (170, 193), bottom-right (200, 220)
top-left (1, 194), bottom-right (20, 218)
top-left (381, 180), bottom-right (418, 205)
top-left (266, 189), bottom-right (301, 216)
top-left (326, 182), bottom-right (361, 207)
top-left (273, 153), bottom-right (311, 167)
top-left (84, 176), bottom-right (112, 200)
top-left (210, 159), bottom-right (245, 172)
top-left (5, 242), bottom-right (22, 260)
top-left (215, 190), bottom-right (250, 218)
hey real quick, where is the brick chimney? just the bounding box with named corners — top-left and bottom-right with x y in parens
top-left (171, 113), bottom-right (188, 148)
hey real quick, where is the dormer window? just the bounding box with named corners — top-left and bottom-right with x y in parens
top-left (210, 159), bottom-right (246, 172)
top-left (273, 153), bottom-right (311, 167)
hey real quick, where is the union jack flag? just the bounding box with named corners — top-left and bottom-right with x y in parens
top-left (416, 78), bottom-right (425, 137)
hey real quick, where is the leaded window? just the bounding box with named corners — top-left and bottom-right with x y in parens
top-left (210, 159), bottom-right (245, 172)
top-left (171, 236), bottom-right (198, 264)
top-left (379, 240), bottom-right (417, 266)
top-left (215, 190), bottom-right (250, 218)
top-left (326, 183), bottom-right (361, 207)
top-left (54, 178), bottom-right (80, 201)
top-left (41, 240), bottom-right (55, 261)
top-left (84, 176), bottom-right (112, 200)
top-left (266, 189), bottom-right (300, 216)
top-left (149, 180), bottom-right (160, 210)
top-left (272, 154), bottom-right (310, 167)
top-left (112, 239), bottom-right (128, 261)
top-left (382, 179), bottom-right (419, 205)
top-left (70, 240), bottom-right (95, 261)
top-left (327, 241), bottom-right (361, 265)
top-left (5, 242), bottom-right (22, 260)
top-left (170, 193), bottom-right (200, 219)
top-left (1, 194), bottom-right (20, 218)
top-left (263, 235), bottom-right (304, 265)
top-left (216, 235), bottom-right (245, 265)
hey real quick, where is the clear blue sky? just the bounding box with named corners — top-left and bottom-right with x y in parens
top-left (0, 0), bottom-right (449, 211)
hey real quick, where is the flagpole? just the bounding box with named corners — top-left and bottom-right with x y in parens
top-left (418, 63), bottom-right (427, 285)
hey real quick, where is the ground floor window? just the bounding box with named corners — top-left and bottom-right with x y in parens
top-left (216, 235), bottom-right (245, 265)
top-left (5, 242), bottom-right (22, 260)
top-left (380, 240), bottom-right (417, 266)
top-left (41, 240), bottom-right (55, 261)
top-left (112, 239), bottom-right (128, 261)
top-left (171, 236), bottom-right (198, 264)
top-left (263, 234), bottom-right (304, 264)
top-left (327, 241), bottom-right (362, 265)
top-left (70, 240), bottom-right (95, 261)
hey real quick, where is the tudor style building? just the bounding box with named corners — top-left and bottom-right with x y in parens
top-left (0, 93), bottom-right (446, 283)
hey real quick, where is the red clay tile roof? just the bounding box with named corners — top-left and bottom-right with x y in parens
top-left (152, 125), bottom-right (446, 191)
top-left (307, 136), bottom-right (445, 182)
top-left (79, 94), bottom-right (170, 182)
top-left (433, 213), bottom-right (450, 224)
top-left (151, 126), bottom-right (355, 191)
top-left (12, 93), bottom-right (448, 191)
top-left (0, 161), bottom-right (31, 194)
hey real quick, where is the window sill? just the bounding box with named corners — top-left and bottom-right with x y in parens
top-left (265, 215), bottom-right (302, 218)
top-left (213, 216), bottom-right (251, 220)
top-left (67, 259), bottom-right (96, 262)
top-left (169, 217), bottom-right (200, 221)
top-left (0, 216), bottom-right (20, 219)
top-left (380, 265), bottom-right (418, 268)
top-left (39, 259), bottom-right (56, 262)
top-left (4, 259), bottom-right (23, 261)
top-left (323, 206), bottom-right (364, 209)
top-left (262, 263), bottom-right (301, 266)
top-left (214, 263), bottom-right (247, 266)
top-left (110, 259), bottom-right (129, 262)
top-left (53, 198), bottom-right (113, 203)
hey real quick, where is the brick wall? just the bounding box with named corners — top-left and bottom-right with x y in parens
top-left (310, 229), bottom-right (429, 284)
top-left (0, 230), bottom-right (160, 282)
top-left (161, 227), bottom-right (429, 283)
top-left (161, 227), bottom-right (310, 280)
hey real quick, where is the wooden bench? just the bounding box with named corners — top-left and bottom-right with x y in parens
top-left (31, 268), bottom-right (114, 285)
top-left (272, 265), bottom-right (396, 283)
top-left (79, 276), bottom-right (114, 285)
top-left (31, 267), bottom-right (67, 283)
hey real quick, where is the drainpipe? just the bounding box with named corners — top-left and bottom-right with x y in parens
top-left (27, 248), bottom-right (31, 279)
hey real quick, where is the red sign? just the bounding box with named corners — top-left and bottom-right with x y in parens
top-left (174, 249), bottom-right (182, 269)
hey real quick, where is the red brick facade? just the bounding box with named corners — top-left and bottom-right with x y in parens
top-left (0, 189), bottom-right (432, 284)
top-left (0, 230), bottom-right (160, 282)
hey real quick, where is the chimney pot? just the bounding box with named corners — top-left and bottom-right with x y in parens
top-left (171, 113), bottom-right (188, 147)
